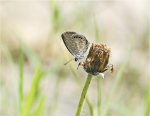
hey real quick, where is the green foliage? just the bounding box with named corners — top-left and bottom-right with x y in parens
top-left (94, 16), bottom-right (100, 43)
top-left (94, 16), bottom-right (102, 116)
top-left (32, 96), bottom-right (46, 116)
top-left (145, 77), bottom-right (150, 116)
top-left (14, 32), bottom-right (41, 69)
top-left (1, 45), bottom-right (15, 68)
top-left (49, 0), bottom-right (61, 32)
top-left (18, 46), bottom-right (24, 116)
top-left (21, 67), bottom-right (42, 116)
top-left (102, 34), bottom-right (136, 116)
top-left (1, 45), bottom-right (20, 115)
top-left (1, 44), bottom-right (45, 116)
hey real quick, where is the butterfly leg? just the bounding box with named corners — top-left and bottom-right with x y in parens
top-left (64, 58), bottom-right (75, 65)
top-left (77, 62), bottom-right (84, 70)
top-left (106, 64), bottom-right (114, 73)
top-left (111, 64), bottom-right (114, 73)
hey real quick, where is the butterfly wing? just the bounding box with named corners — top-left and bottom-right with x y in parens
top-left (61, 31), bottom-right (89, 59)
top-left (71, 34), bottom-right (89, 59)
top-left (61, 31), bottom-right (77, 56)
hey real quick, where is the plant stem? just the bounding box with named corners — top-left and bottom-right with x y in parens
top-left (76, 74), bottom-right (93, 116)
top-left (19, 46), bottom-right (24, 116)
top-left (62, 46), bottom-right (94, 116)
top-left (97, 76), bottom-right (102, 116)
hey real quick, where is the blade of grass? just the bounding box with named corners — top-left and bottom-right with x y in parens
top-left (12, 32), bottom-right (41, 69)
top-left (21, 67), bottom-right (41, 116)
top-left (102, 34), bottom-right (136, 116)
top-left (145, 76), bottom-right (150, 116)
top-left (110, 102), bottom-right (132, 116)
top-left (32, 95), bottom-right (46, 116)
top-left (1, 45), bottom-right (20, 116)
top-left (97, 76), bottom-right (102, 116)
top-left (94, 16), bottom-right (100, 43)
top-left (62, 45), bottom-right (93, 116)
top-left (49, 0), bottom-right (61, 32)
top-left (94, 16), bottom-right (102, 116)
top-left (42, 56), bottom-right (64, 77)
top-left (48, 77), bottom-right (61, 116)
top-left (1, 45), bottom-right (15, 69)
top-left (18, 46), bottom-right (24, 116)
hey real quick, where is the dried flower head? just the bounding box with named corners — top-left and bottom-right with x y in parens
top-left (78, 43), bottom-right (114, 79)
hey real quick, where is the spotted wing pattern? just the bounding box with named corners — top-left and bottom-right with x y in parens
top-left (61, 31), bottom-right (89, 60)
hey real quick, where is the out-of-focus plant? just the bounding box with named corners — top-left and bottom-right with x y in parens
top-left (49, 0), bottom-right (62, 33)
top-left (1, 44), bottom-right (46, 116)
top-left (102, 34), bottom-right (136, 116)
top-left (94, 16), bottom-right (102, 116)
top-left (145, 76), bottom-right (150, 116)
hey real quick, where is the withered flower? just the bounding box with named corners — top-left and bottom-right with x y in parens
top-left (78, 43), bottom-right (114, 79)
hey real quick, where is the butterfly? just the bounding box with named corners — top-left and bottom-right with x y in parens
top-left (61, 31), bottom-right (90, 65)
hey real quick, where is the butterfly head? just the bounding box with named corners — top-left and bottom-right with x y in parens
top-left (75, 55), bottom-right (84, 62)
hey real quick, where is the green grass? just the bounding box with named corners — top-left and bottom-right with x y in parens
top-left (21, 67), bottom-right (42, 116)
top-left (94, 16), bottom-right (102, 116)
top-left (32, 95), bottom-right (46, 116)
top-left (1, 44), bottom-right (45, 116)
top-left (145, 76), bottom-right (150, 116)
top-left (102, 34), bottom-right (136, 116)
top-left (18, 46), bottom-right (24, 116)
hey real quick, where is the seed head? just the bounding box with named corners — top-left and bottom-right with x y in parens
top-left (78, 43), bottom-right (114, 79)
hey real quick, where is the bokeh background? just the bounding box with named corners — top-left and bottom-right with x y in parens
top-left (0, 1), bottom-right (149, 116)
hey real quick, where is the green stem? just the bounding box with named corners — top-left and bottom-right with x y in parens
top-left (19, 47), bottom-right (24, 116)
top-left (97, 76), bottom-right (102, 116)
top-left (62, 46), bottom-right (93, 116)
top-left (76, 74), bottom-right (93, 116)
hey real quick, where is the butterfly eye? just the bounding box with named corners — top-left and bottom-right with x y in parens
top-left (81, 37), bottom-right (82, 39)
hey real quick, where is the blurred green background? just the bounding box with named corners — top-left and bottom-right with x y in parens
top-left (0, 1), bottom-right (149, 116)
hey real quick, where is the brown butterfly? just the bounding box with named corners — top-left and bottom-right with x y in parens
top-left (61, 31), bottom-right (90, 65)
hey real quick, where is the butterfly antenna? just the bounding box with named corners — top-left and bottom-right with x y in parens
top-left (64, 58), bottom-right (75, 65)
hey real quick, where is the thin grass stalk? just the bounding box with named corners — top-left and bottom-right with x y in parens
top-left (48, 77), bottom-right (61, 116)
top-left (102, 35), bottom-right (136, 116)
top-left (145, 76), bottom-right (150, 116)
top-left (13, 32), bottom-right (41, 69)
top-left (19, 46), bottom-right (24, 115)
top-left (1, 45), bottom-right (19, 115)
top-left (62, 46), bottom-right (93, 116)
top-left (76, 74), bottom-right (93, 116)
top-left (97, 76), bottom-right (102, 116)
top-left (94, 16), bottom-right (102, 116)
